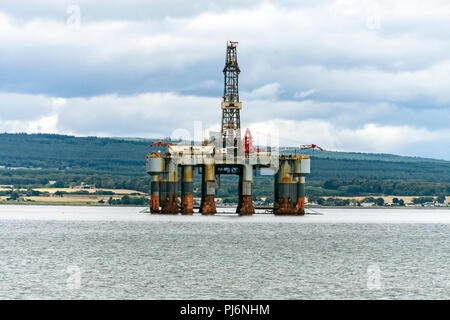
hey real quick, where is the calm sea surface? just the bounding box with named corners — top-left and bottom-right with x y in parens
top-left (0, 205), bottom-right (448, 299)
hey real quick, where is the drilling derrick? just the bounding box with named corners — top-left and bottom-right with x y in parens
top-left (221, 41), bottom-right (242, 155)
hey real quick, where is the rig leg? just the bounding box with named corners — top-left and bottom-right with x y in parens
top-left (238, 164), bottom-right (254, 215)
top-left (200, 164), bottom-right (216, 215)
top-left (296, 176), bottom-right (306, 215)
top-left (274, 159), bottom-right (297, 215)
top-left (159, 173), bottom-right (167, 210)
top-left (162, 159), bottom-right (179, 214)
top-left (273, 170), bottom-right (279, 212)
top-left (150, 175), bottom-right (160, 214)
top-left (236, 171), bottom-right (243, 213)
top-left (180, 165), bottom-right (194, 215)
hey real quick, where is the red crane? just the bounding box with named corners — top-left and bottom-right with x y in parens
top-left (150, 141), bottom-right (175, 148)
top-left (241, 128), bottom-right (266, 153)
top-left (242, 128), bottom-right (255, 153)
top-left (299, 144), bottom-right (323, 151)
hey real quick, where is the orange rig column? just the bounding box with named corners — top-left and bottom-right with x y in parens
top-left (150, 175), bottom-right (160, 214)
top-left (180, 165), bottom-right (194, 214)
top-left (295, 156), bottom-right (310, 215)
top-left (274, 157), bottom-right (297, 215)
top-left (200, 164), bottom-right (216, 215)
top-left (162, 159), bottom-right (179, 214)
top-left (290, 160), bottom-right (298, 209)
top-left (238, 164), bottom-right (255, 215)
top-left (146, 154), bottom-right (164, 214)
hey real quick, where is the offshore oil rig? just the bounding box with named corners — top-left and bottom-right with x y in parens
top-left (146, 41), bottom-right (310, 215)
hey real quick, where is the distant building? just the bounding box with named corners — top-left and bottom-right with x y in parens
top-left (361, 202), bottom-right (375, 207)
top-left (422, 202), bottom-right (435, 207)
top-left (73, 182), bottom-right (94, 189)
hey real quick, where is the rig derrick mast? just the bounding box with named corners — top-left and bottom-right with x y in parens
top-left (221, 41), bottom-right (242, 157)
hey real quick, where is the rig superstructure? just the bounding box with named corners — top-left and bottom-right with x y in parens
top-left (146, 42), bottom-right (310, 215)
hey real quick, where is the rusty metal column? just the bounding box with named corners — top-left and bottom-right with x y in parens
top-left (296, 176), bottom-right (306, 215)
top-left (200, 164), bottom-right (216, 215)
top-left (295, 156), bottom-right (310, 216)
top-left (199, 166), bottom-right (204, 214)
top-left (275, 157), bottom-right (297, 215)
top-left (159, 171), bottom-right (167, 209)
top-left (239, 164), bottom-right (255, 215)
top-left (289, 160), bottom-right (298, 208)
top-left (150, 175), bottom-right (160, 214)
top-left (274, 167), bottom-right (279, 212)
top-left (162, 159), bottom-right (179, 214)
top-left (180, 165), bottom-right (194, 214)
top-left (237, 170), bottom-right (243, 213)
top-left (146, 154), bottom-right (164, 214)
top-left (291, 176), bottom-right (298, 208)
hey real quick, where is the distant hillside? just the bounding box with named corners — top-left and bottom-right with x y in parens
top-left (0, 133), bottom-right (153, 170)
top-left (289, 148), bottom-right (448, 163)
top-left (0, 133), bottom-right (449, 197)
top-left (1, 133), bottom-right (449, 177)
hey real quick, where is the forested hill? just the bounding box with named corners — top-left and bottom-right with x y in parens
top-left (0, 133), bottom-right (449, 195)
top-left (0, 133), bottom-right (152, 171)
top-left (291, 149), bottom-right (448, 163)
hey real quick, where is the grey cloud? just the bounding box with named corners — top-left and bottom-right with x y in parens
top-left (56, 93), bottom-right (220, 137)
top-left (2, 1), bottom-right (450, 103)
top-left (0, 0), bottom-right (329, 21)
top-left (0, 1), bottom-right (449, 159)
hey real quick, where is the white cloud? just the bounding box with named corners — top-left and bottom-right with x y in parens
top-left (294, 89), bottom-right (317, 99)
top-left (0, 91), bottom-right (449, 159)
top-left (0, 114), bottom-right (58, 133)
top-left (248, 119), bottom-right (450, 159)
top-left (244, 83), bottom-right (282, 100)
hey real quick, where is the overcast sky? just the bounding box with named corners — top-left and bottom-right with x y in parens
top-left (0, 0), bottom-right (449, 159)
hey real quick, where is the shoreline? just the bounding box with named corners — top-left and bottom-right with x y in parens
top-left (0, 201), bottom-right (448, 210)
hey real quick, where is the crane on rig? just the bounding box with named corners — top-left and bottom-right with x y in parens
top-left (241, 128), bottom-right (323, 153)
top-left (150, 141), bottom-right (175, 148)
top-left (300, 144), bottom-right (323, 151)
top-left (241, 128), bottom-right (268, 153)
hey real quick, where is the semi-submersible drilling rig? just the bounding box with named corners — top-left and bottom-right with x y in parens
top-left (146, 42), bottom-right (310, 215)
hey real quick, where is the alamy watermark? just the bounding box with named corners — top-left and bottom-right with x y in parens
top-left (66, 265), bottom-right (81, 290)
top-left (159, 121), bottom-right (281, 175)
top-left (367, 264), bottom-right (382, 290)
top-left (67, 4), bottom-right (81, 29)
top-left (331, 0), bottom-right (382, 31)
top-left (365, 3), bottom-right (381, 30)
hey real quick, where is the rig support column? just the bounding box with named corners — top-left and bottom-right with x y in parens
top-left (162, 159), bottom-right (179, 214)
top-left (290, 160), bottom-right (298, 208)
top-left (146, 154), bottom-right (164, 214)
top-left (274, 169), bottom-right (279, 210)
top-left (294, 156), bottom-right (310, 216)
top-left (159, 172), bottom-right (167, 209)
top-left (200, 164), bottom-right (216, 215)
top-left (296, 176), bottom-right (306, 215)
top-left (180, 165), bottom-right (194, 214)
top-left (237, 171), bottom-right (243, 213)
top-left (150, 175), bottom-right (160, 214)
top-left (274, 157), bottom-right (297, 215)
top-left (238, 164), bottom-right (255, 215)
